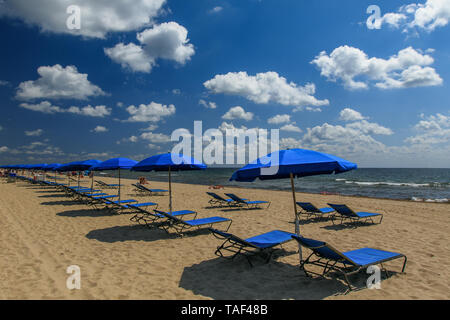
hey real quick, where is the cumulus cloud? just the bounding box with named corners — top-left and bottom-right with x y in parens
top-left (25, 129), bottom-right (43, 136)
top-left (222, 106), bottom-right (254, 121)
top-left (339, 108), bottom-right (367, 121)
top-left (0, 80), bottom-right (9, 86)
top-left (378, 0), bottom-right (450, 32)
top-left (268, 114), bottom-right (291, 125)
top-left (280, 123), bottom-right (302, 133)
top-left (105, 22), bottom-right (195, 73)
top-left (92, 126), bottom-right (108, 133)
top-left (19, 101), bottom-right (111, 117)
top-left (0, 146), bottom-right (8, 153)
top-left (0, 0), bottom-right (166, 38)
top-left (140, 131), bottom-right (171, 143)
top-left (204, 71), bottom-right (329, 108)
top-left (405, 112), bottom-right (450, 144)
top-left (16, 64), bottom-right (105, 100)
top-left (312, 46), bottom-right (443, 90)
top-left (67, 105), bottom-right (111, 117)
top-left (19, 101), bottom-right (62, 114)
top-left (279, 109), bottom-right (394, 159)
top-left (125, 101), bottom-right (175, 122)
top-left (199, 99), bottom-right (217, 109)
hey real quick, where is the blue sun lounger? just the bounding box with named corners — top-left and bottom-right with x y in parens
top-left (210, 228), bottom-right (296, 267)
top-left (132, 183), bottom-right (168, 196)
top-left (206, 192), bottom-right (241, 207)
top-left (292, 235), bottom-right (407, 292)
top-left (129, 208), bottom-right (196, 228)
top-left (95, 180), bottom-right (121, 189)
top-left (296, 202), bottom-right (335, 220)
top-left (224, 193), bottom-right (270, 209)
top-left (155, 210), bottom-right (232, 236)
top-left (327, 203), bottom-right (383, 225)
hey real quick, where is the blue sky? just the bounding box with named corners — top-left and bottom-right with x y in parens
top-left (0, 0), bottom-right (449, 168)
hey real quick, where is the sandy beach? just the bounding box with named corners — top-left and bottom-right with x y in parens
top-left (0, 175), bottom-right (449, 300)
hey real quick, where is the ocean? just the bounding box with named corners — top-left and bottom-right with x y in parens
top-left (96, 168), bottom-right (450, 203)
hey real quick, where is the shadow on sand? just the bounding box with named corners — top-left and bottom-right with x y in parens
top-left (85, 223), bottom-right (214, 243)
top-left (178, 256), bottom-right (351, 299)
top-left (57, 208), bottom-right (116, 218)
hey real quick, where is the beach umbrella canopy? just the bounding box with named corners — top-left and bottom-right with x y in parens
top-left (57, 159), bottom-right (102, 188)
top-left (43, 163), bottom-right (62, 171)
top-left (230, 148), bottom-right (357, 262)
top-left (91, 157), bottom-right (138, 202)
top-left (131, 153), bottom-right (207, 212)
top-left (58, 159), bottom-right (102, 172)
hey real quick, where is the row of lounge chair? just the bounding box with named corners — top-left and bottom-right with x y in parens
top-left (15, 175), bottom-right (405, 292)
top-left (207, 192), bottom-right (270, 209)
top-left (296, 202), bottom-right (384, 225)
top-left (209, 228), bottom-right (407, 292)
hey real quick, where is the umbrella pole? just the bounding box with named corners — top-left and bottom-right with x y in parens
top-left (290, 173), bottom-right (303, 263)
top-left (118, 168), bottom-right (121, 203)
top-left (91, 171), bottom-right (94, 191)
top-left (169, 166), bottom-right (172, 214)
top-left (78, 171), bottom-right (80, 190)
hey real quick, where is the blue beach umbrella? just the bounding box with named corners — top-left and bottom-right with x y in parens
top-left (43, 163), bottom-right (62, 183)
top-left (91, 157), bottom-right (138, 202)
top-left (58, 159), bottom-right (102, 188)
top-left (230, 148), bottom-right (357, 261)
top-left (131, 153), bottom-right (207, 213)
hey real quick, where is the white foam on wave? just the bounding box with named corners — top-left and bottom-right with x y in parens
top-left (411, 197), bottom-right (448, 203)
top-left (343, 180), bottom-right (430, 187)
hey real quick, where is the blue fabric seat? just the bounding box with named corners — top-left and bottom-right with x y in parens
top-left (224, 193), bottom-right (270, 209)
top-left (327, 203), bottom-right (383, 225)
top-left (292, 235), bottom-right (407, 292)
top-left (210, 228), bottom-right (296, 266)
top-left (296, 202), bottom-right (335, 220)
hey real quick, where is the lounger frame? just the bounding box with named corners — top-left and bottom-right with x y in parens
top-left (293, 237), bottom-right (407, 293)
top-left (156, 210), bottom-right (232, 237)
top-left (296, 202), bottom-right (335, 221)
top-left (210, 228), bottom-right (293, 267)
top-left (328, 203), bottom-right (383, 226)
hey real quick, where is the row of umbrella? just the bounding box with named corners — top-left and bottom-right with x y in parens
top-left (1, 149), bottom-right (357, 262)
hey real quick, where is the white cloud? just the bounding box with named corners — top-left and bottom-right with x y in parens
top-left (25, 129), bottom-right (43, 137)
top-left (16, 64), bottom-right (105, 100)
top-left (140, 132), bottom-right (171, 143)
top-left (339, 108), bottom-right (367, 121)
top-left (0, 0), bottom-right (166, 38)
top-left (67, 105), bottom-right (111, 117)
top-left (204, 71), bottom-right (329, 108)
top-left (19, 101), bottom-right (62, 114)
top-left (105, 22), bottom-right (195, 73)
top-left (104, 43), bottom-right (152, 72)
top-left (268, 114), bottom-right (291, 125)
top-left (19, 101), bottom-right (111, 117)
top-left (374, 0), bottom-right (450, 32)
top-left (125, 102), bottom-right (175, 122)
top-left (405, 112), bottom-right (450, 144)
top-left (172, 89), bottom-right (181, 95)
top-left (209, 6), bottom-right (223, 14)
top-left (92, 126), bottom-right (108, 133)
top-left (222, 106), bottom-right (254, 121)
top-left (280, 123), bottom-right (302, 133)
top-left (312, 46), bottom-right (442, 90)
top-left (199, 99), bottom-right (217, 109)
top-left (0, 146), bottom-right (9, 153)
top-left (0, 80), bottom-right (9, 86)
